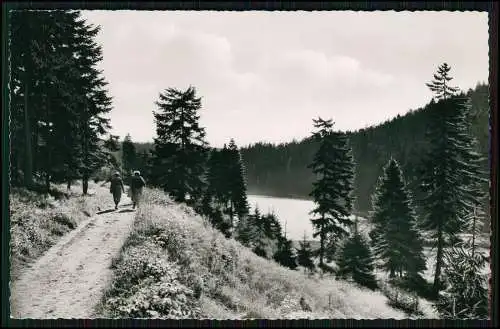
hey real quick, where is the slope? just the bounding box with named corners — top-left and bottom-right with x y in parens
top-left (96, 188), bottom-right (430, 319)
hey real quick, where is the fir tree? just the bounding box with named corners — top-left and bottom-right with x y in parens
top-left (336, 218), bottom-right (378, 290)
top-left (122, 133), bottom-right (137, 177)
top-left (9, 10), bottom-right (112, 193)
top-left (235, 205), bottom-right (259, 247)
top-left (227, 139), bottom-right (250, 222)
top-left (151, 86), bottom-right (208, 204)
top-left (435, 241), bottom-right (488, 319)
top-left (419, 64), bottom-right (484, 294)
top-left (370, 158), bottom-right (426, 279)
top-left (273, 236), bottom-right (298, 270)
top-left (296, 232), bottom-right (315, 274)
top-left (308, 117), bottom-right (355, 267)
top-left (425, 63), bottom-right (460, 101)
top-left (103, 134), bottom-right (121, 169)
top-left (204, 148), bottom-right (228, 210)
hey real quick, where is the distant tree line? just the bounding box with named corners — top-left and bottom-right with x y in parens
top-left (9, 10), bottom-right (118, 194)
top-left (239, 83), bottom-right (489, 222)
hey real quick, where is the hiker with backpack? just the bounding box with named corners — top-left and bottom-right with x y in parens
top-left (130, 170), bottom-right (146, 209)
top-left (109, 171), bottom-right (125, 210)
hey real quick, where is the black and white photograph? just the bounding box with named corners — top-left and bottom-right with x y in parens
top-left (5, 4), bottom-right (495, 322)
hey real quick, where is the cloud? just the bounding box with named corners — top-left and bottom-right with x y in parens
top-left (81, 11), bottom-right (488, 147)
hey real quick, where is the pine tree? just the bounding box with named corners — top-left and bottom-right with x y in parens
top-left (308, 117), bottom-right (356, 267)
top-left (296, 232), bottom-right (315, 274)
top-left (370, 158), bottom-right (426, 279)
top-left (122, 133), bottom-right (137, 177)
top-left (420, 64), bottom-right (483, 295)
top-left (151, 86), bottom-right (208, 204)
top-left (336, 218), bottom-right (378, 290)
top-left (435, 241), bottom-right (488, 319)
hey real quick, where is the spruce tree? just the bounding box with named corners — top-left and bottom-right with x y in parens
top-left (151, 86), bottom-right (208, 204)
top-left (308, 117), bottom-right (355, 267)
top-left (370, 158), bottom-right (426, 279)
top-left (419, 64), bottom-right (484, 294)
top-left (435, 241), bottom-right (488, 319)
top-left (273, 236), bottom-right (298, 270)
top-left (227, 139), bottom-right (250, 221)
top-left (9, 10), bottom-right (112, 193)
top-left (296, 232), bottom-right (315, 274)
top-left (235, 205), bottom-right (259, 248)
top-left (336, 218), bottom-right (378, 290)
top-left (425, 63), bottom-right (460, 101)
top-left (122, 133), bottom-right (137, 177)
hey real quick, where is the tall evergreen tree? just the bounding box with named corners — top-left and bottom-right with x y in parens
top-left (419, 64), bottom-right (483, 294)
top-left (296, 232), bottom-right (315, 274)
top-left (370, 158), bottom-right (426, 279)
top-left (425, 63), bottom-right (460, 101)
top-left (336, 218), bottom-right (378, 290)
top-left (103, 134), bottom-right (121, 169)
top-left (227, 139), bottom-right (250, 222)
top-left (308, 117), bottom-right (355, 267)
top-left (122, 133), bottom-right (137, 177)
top-left (273, 235), bottom-right (298, 270)
top-left (204, 148), bottom-right (227, 209)
top-left (9, 10), bottom-right (112, 193)
top-left (151, 86), bottom-right (208, 204)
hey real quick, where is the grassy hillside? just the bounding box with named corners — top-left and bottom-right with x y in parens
top-left (96, 188), bottom-right (439, 319)
top-left (9, 182), bottom-right (110, 280)
top-left (240, 83), bottom-right (489, 217)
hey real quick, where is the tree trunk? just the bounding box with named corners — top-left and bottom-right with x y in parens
top-left (45, 99), bottom-right (51, 194)
top-left (319, 222), bottom-right (325, 268)
top-left (472, 207), bottom-right (477, 258)
top-left (433, 224), bottom-right (444, 295)
top-left (82, 176), bottom-right (88, 195)
top-left (67, 179), bottom-right (71, 190)
top-left (23, 78), bottom-right (33, 188)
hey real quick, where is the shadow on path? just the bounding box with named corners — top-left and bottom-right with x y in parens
top-left (96, 209), bottom-right (116, 215)
top-left (117, 209), bottom-right (135, 213)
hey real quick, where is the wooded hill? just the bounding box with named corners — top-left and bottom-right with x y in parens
top-left (124, 83), bottom-right (488, 218)
top-left (239, 83), bottom-right (489, 216)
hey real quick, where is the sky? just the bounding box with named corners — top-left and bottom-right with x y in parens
top-left (81, 10), bottom-right (489, 148)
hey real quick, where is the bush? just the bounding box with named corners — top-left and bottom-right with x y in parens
top-left (381, 283), bottom-right (423, 317)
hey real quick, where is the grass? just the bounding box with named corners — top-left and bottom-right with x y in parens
top-left (9, 181), bottom-right (113, 280)
top-left (97, 188), bottom-right (411, 319)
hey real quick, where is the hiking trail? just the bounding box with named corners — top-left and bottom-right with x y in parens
top-left (10, 194), bottom-right (136, 319)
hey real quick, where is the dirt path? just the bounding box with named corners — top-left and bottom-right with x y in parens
top-left (10, 196), bottom-right (136, 319)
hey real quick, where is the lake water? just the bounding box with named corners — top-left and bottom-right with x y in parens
top-left (247, 195), bottom-right (317, 241)
top-left (247, 194), bottom-right (372, 242)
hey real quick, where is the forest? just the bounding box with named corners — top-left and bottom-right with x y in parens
top-left (9, 9), bottom-right (490, 319)
top-left (239, 83), bottom-right (489, 218)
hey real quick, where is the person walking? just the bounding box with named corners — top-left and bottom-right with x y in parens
top-left (130, 170), bottom-right (146, 209)
top-left (110, 171), bottom-right (125, 210)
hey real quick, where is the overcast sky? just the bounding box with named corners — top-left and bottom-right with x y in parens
top-left (81, 10), bottom-right (488, 148)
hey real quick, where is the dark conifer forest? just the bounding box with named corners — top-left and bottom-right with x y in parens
top-left (238, 83), bottom-right (489, 220)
